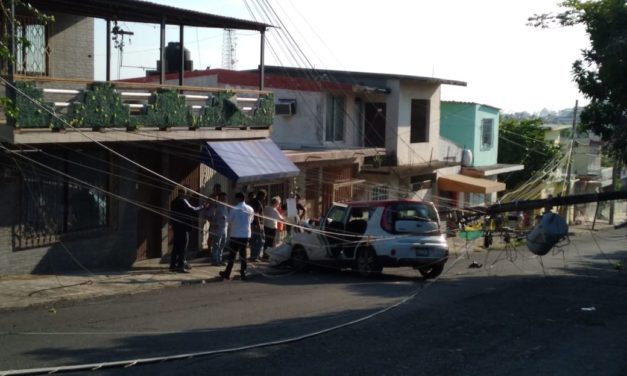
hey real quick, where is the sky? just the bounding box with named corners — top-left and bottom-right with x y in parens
top-left (94, 0), bottom-right (591, 113)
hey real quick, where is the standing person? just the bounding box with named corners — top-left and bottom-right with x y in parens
top-left (295, 194), bottom-right (306, 223)
top-left (262, 196), bottom-right (284, 259)
top-left (219, 192), bottom-right (254, 281)
top-left (205, 183), bottom-right (223, 257)
top-left (248, 189), bottom-right (266, 262)
top-left (170, 186), bottom-right (204, 273)
top-left (208, 191), bottom-right (229, 266)
top-left (284, 193), bottom-right (307, 235)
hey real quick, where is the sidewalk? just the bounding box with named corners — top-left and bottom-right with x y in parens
top-left (0, 257), bottom-right (273, 312)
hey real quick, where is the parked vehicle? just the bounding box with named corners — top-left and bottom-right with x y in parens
top-left (268, 200), bottom-right (449, 279)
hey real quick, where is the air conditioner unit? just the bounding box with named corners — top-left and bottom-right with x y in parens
top-left (275, 100), bottom-right (296, 116)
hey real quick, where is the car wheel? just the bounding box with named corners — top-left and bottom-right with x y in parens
top-left (291, 245), bottom-right (309, 272)
top-left (353, 248), bottom-right (382, 276)
top-left (418, 263), bottom-right (444, 279)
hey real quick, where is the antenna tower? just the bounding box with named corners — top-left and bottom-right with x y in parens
top-left (221, 29), bottom-right (238, 70)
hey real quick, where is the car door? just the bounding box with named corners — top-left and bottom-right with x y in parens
top-left (320, 204), bottom-right (348, 257)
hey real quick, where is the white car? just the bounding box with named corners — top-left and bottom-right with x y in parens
top-left (269, 200), bottom-right (449, 279)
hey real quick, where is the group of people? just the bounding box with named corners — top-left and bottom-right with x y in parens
top-left (169, 184), bottom-right (305, 281)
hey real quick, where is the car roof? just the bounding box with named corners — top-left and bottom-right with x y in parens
top-left (336, 199), bottom-right (433, 207)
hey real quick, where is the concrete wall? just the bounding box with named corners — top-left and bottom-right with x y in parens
top-left (0, 150), bottom-right (138, 275)
top-left (440, 102), bottom-right (476, 152)
top-left (271, 88), bottom-right (324, 147)
top-left (393, 81), bottom-right (441, 166)
top-left (48, 14), bottom-right (94, 79)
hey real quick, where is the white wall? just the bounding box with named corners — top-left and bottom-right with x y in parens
top-left (391, 81), bottom-right (441, 166)
top-left (271, 88), bottom-right (324, 147)
top-left (439, 137), bottom-right (463, 163)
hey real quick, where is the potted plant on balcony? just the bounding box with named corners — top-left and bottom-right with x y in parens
top-left (372, 154), bottom-right (385, 168)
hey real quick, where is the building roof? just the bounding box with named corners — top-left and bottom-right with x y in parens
top-left (254, 66), bottom-right (467, 88)
top-left (119, 69), bottom-right (353, 92)
top-left (441, 100), bottom-right (501, 111)
top-left (24, 0), bottom-right (271, 31)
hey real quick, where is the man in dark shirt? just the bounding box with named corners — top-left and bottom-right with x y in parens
top-left (170, 186), bottom-right (203, 273)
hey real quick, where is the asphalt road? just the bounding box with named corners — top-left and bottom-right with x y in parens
top-left (1, 229), bottom-right (626, 376)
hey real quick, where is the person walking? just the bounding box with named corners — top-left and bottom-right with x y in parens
top-left (170, 186), bottom-right (204, 273)
top-left (248, 189), bottom-right (266, 262)
top-left (208, 191), bottom-right (229, 266)
top-left (219, 192), bottom-right (254, 280)
top-left (262, 196), bottom-right (284, 259)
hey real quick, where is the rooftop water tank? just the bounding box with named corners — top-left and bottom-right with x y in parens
top-left (150, 42), bottom-right (194, 75)
top-left (461, 149), bottom-right (473, 167)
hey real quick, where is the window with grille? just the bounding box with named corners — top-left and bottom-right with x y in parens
top-left (481, 118), bottom-right (494, 150)
top-left (325, 95), bottom-right (345, 142)
top-left (14, 150), bottom-right (109, 250)
top-left (371, 186), bottom-right (389, 201)
top-left (16, 17), bottom-right (48, 76)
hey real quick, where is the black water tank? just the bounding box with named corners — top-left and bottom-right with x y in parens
top-left (155, 42), bottom-right (194, 74)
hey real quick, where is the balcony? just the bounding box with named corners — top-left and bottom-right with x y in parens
top-left (1, 76), bottom-right (274, 144)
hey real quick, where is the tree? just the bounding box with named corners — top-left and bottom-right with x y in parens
top-left (529, 0), bottom-right (627, 164)
top-left (498, 117), bottom-right (562, 189)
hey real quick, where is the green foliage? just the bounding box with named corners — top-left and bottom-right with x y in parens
top-left (197, 91), bottom-right (229, 127)
top-left (198, 91), bottom-right (274, 128)
top-left (529, 0), bottom-right (627, 164)
top-left (69, 82), bottom-right (130, 129)
top-left (251, 93), bottom-right (275, 127)
top-left (11, 81), bottom-right (51, 128)
top-left (143, 89), bottom-right (193, 129)
top-left (498, 117), bottom-right (562, 189)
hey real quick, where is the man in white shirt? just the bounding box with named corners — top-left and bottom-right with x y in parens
top-left (219, 192), bottom-right (254, 280)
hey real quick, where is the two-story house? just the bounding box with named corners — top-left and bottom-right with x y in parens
top-left (122, 66), bottom-right (468, 218)
top-left (0, 0), bottom-right (292, 275)
top-left (263, 66), bottom-right (469, 216)
top-left (439, 101), bottom-right (524, 209)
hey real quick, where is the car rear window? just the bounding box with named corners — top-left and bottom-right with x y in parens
top-left (382, 203), bottom-right (439, 233)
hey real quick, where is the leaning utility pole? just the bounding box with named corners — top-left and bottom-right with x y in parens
top-left (467, 190), bottom-right (627, 218)
top-left (561, 100), bottom-right (579, 222)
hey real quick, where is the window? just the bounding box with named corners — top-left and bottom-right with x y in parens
top-left (16, 17), bottom-right (48, 75)
top-left (468, 193), bottom-right (486, 206)
top-left (371, 186), bottom-right (389, 200)
top-left (325, 95), bottom-right (345, 142)
top-left (410, 99), bottom-right (429, 143)
top-left (481, 118), bottom-right (494, 150)
top-left (14, 150), bottom-right (109, 250)
top-left (383, 202), bottom-right (439, 233)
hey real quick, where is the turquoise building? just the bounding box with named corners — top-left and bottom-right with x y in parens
top-left (440, 101), bottom-right (500, 167)
top-left (438, 101), bottom-right (523, 208)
